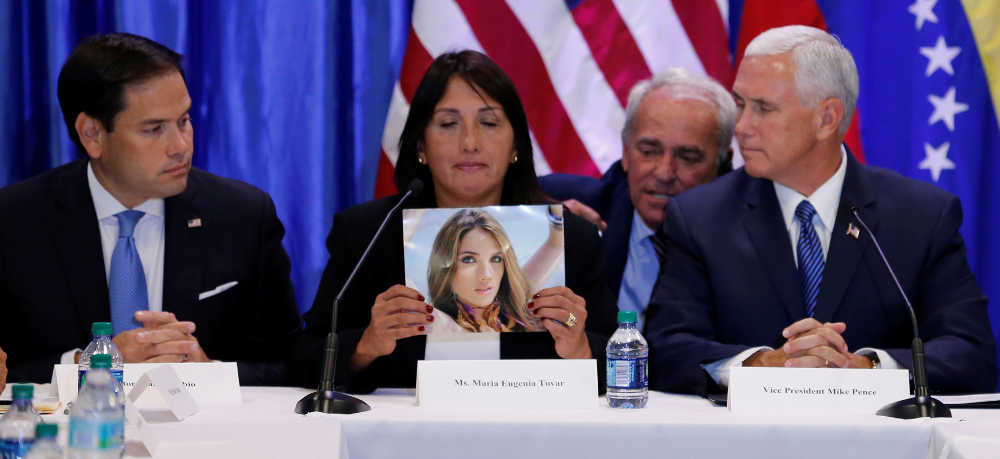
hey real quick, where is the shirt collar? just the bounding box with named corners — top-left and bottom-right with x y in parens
top-left (773, 145), bottom-right (848, 232)
top-left (630, 210), bottom-right (655, 242)
top-left (87, 162), bottom-right (165, 220)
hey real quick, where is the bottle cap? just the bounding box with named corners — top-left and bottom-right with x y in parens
top-left (35, 423), bottom-right (57, 438)
top-left (92, 322), bottom-right (113, 336)
top-left (90, 353), bottom-right (112, 369)
top-left (11, 384), bottom-right (33, 400)
top-left (617, 311), bottom-right (637, 323)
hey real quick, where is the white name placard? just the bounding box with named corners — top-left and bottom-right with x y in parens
top-left (416, 359), bottom-right (598, 410)
top-left (728, 367), bottom-right (910, 415)
top-left (128, 365), bottom-right (199, 421)
top-left (53, 362), bottom-right (241, 406)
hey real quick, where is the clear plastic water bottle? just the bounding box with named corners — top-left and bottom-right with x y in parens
top-left (69, 354), bottom-right (124, 459)
top-left (24, 424), bottom-right (61, 459)
top-left (79, 322), bottom-right (124, 389)
top-left (0, 385), bottom-right (42, 459)
top-left (606, 311), bottom-right (648, 408)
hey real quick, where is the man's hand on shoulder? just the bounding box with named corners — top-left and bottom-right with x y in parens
top-left (113, 311), bottom-right (211, 363)
top-left (562, 199), bottom-right (607, 231)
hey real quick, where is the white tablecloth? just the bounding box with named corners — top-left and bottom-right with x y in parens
top-left (36, 387), bottom-right (999, 458)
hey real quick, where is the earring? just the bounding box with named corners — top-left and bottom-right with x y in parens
top-left (511, 153), bottom-right (518, 164)
top-left (418, 155), bottom-right (426, 165)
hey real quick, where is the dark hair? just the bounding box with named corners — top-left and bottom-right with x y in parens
top-left (57, 33), bottom-right (185, 149)
top-left (394, 50), bottom-right (550, 206)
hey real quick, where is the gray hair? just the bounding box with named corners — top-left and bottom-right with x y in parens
top-left (744, 25), bottom-right (858, 133)
top-left (621, 67), bottom-right (737, 167)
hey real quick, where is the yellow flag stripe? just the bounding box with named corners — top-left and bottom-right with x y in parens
top-left (963, 0), bottom-right (1000, 129)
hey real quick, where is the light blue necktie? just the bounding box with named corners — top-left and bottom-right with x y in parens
top-left (795, 201), bottom-right (824, 317)
top-left (110, 210), bottom-right (148, 335)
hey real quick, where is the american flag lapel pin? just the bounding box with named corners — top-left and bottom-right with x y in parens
top-left (187, 218), bottom-right (202, 228)
top-left (846, 223), bottom-right (860, 239)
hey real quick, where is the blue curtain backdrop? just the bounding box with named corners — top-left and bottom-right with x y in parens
top-left (1, 0), bottom-right (413, 313)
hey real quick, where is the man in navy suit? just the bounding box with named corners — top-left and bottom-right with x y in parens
top-left (646, 26), bottom-right (996, 395)
top-left (0, 33), bottom-right (300, 384)
top-left (541, 68), bottom-right (736, 331)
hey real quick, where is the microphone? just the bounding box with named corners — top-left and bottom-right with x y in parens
top-left (845, 201), bottom-right (951, 419)
top-left (295, 179), bottom-right (425, 415)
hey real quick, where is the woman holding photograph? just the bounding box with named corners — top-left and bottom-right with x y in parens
top-left (427, 207), bottom-right (564, 334)
top-left (295, 50), bottom-right (616, 393)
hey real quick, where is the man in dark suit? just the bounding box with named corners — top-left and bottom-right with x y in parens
top-left (646, 25), bottom-right (996, 395)
top-left (541, 68), bottom-right (736, 331)
top-left (0, 33), bottom-right (300, 384)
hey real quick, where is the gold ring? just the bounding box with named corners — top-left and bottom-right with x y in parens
top-left (566, 312), bottom-right (577, 328)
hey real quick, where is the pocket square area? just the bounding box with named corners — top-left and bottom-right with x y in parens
top-left (198, 281), bottom-right (239, 300)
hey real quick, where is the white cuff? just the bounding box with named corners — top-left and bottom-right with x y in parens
top-left (855, 347), bottom-right (901, 369)
top-left (60, 348), bottom-right (82, 365)
top-left (701, 346), bottom-right (773, 388)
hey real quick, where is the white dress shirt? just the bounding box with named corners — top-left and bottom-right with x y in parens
top-left (702, 147), bottom-right (898, 387)
top-left (59, 163), bottom-right (166, 364)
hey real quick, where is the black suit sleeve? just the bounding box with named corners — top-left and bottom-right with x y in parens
top-left (234, 192), bottom-right (302, 385)
top-left (563, 213), bottom-right (618, 389)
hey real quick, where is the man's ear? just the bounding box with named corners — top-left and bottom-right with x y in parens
top-left (74, 113), bottom-right (105, 160)
top-left (815, 97), bottom-right (845, 141)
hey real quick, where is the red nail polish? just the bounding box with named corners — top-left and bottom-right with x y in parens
top-left (532, 309), bottom-right (539, 315)
top-left (418, 294), bottom-right (425, 301)
top-left (527, 301), bottom-right (534, 309)
top-left (425, 305), bottom-right (433, 313)
top-left (426, 315), bottom-right (434, 322)
top-left (418, 325), bottom-right (425, 332)
top-left (533, 292), bottom-right (541, 298)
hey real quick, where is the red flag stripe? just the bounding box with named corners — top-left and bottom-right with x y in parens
top-left (455, 0), bottom-right (600, 176)
top-left (843, 110), bottom-right (866, 163)
top-left (736, 0), bottom-right (865, 163)
top-left (671, 0), bottom-right (734, 87)
top-left (571, 0), bottom-right (653, 107)
top-left (399, 27), bottom-right (434, 101)
top-left (374, 148), bottom-right (398, 198)
top-left (735, 0), bottom-right (827, 70)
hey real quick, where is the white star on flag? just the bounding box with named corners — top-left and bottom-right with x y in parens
top-left (928, 87), bottom-right (969, 131)
top-left (919, 36), bottom-right (961, 76)
top-left (918, 141), bottom-right (955, 182)
top-left (908, 0), bottom-right (939, 30)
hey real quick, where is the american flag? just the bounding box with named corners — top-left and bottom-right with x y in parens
top-left (373, 0), bottom-right (734, 197)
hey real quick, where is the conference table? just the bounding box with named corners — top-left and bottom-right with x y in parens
top-left (35, 386), bottom-right (1000, 458)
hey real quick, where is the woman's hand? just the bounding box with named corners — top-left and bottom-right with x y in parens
top-left (351, 285), bottom-right (432, 372)
top-left (528, 286), bottom-right (591, 359)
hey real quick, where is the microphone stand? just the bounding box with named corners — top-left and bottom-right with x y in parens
top-left (295, 180), bottom-right (423, 414)
top-left (849, 205), bottom-right (950, 419)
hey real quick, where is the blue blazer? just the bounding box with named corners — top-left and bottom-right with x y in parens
top-left (645, 154), bottom-right (997, 395)
top-left (540, 160), bottom-right (635, 302)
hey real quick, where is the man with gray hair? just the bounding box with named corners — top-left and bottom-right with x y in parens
top-left (542, 67), bottom-right (737, 331)
top-left (645, 25), bottom-right (995, 395)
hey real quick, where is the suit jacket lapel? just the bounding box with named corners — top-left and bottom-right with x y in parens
top-left (813, 154), bottom-right (876, 322)
top-left (51, 160), bottom-right (112, 334)
top-left (742, 177), bottom-right (805, 323)
top-left (163, 173), bottom-right (206, 318)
